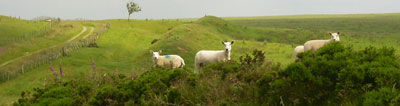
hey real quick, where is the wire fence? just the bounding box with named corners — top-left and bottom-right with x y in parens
top-left (0, 23), bottom-right (111, 82)
top-left (0, 19), bottom-right (61, 46)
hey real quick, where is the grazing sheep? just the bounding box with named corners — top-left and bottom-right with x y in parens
top-left (195, 41), bottom-right (234, 73)
top-left (304, 32), bottom-right (340, 51)
top-left (293, 45), bottom-right (304, 61)
top-left (150, 50), bottom-right (185, 68)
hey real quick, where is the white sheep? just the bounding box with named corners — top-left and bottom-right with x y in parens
top-left (293, 45), bottom-right (304, 61)
top-left (194, 41), bottom-right (234, 73)
top-left (304, 32), bottom-right (340, 51)
top-left (150, 50), bottom-right (185, 68)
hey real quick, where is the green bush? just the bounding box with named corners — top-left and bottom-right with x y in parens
top-left (363, 87), bottom-right (399, 106)
top-left (261, 42), bottom-right (400, 105)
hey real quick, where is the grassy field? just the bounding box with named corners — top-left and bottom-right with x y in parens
top-left (0, 18), bottom-right (108, 104)
top-left (0, 17), bottom-right (294, 105)
top-left (0, 15), bottom-right (49, 40)
top-left (0, 21), bottom-right (83, 64)
top-left (225, 13), bottom-right (400, 52)
top-left (1, 13), bottom-right (400, 105)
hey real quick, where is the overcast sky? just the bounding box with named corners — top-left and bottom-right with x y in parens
top-left (0, 0), bottom-right (399, 20)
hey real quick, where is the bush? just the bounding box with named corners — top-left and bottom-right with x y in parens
top-left (151, 39), bottom-right (158, 44)
top-left (262, 42), bottom-right (400, 105)
top-left (363, 87), bottom-right (399, 106)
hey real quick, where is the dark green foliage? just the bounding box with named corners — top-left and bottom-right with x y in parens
top-left (16, 44), bottom-right (400, 105)
top-left (264, 42), bottom-right (400, 105)
top-left (239, 49), bottom-right (265, 71)
top-left (15, 80), bottom-right (95, 105)
top-left (150, 39), bottom-right (158, 44)
top-left (16, 68), bottom-right (191, 105)
top-left (363, 87), bottom-right (400, 106)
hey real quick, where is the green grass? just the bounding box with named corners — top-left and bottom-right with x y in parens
top-left (0, 21), bottom-right (84, 64)
top-left (0, 20), bottom-right (108, 81)
top-left (1, 13), bottom-right (400, 105)
top-left (0, 17), bottom-right (295, 105)
top-left (0, 15), bottom-right (49, 41)
top-left (226, 13), bottom-right (400, 52)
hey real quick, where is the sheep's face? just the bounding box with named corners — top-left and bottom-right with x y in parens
top-left (330, 32), bottom-right (340, 41)
top-left (221, 41), bottom-right (234, 52)
top-left (150, 50), bottom-right (162, 60)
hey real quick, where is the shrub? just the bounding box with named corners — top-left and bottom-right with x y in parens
top-left (262, 42), bottom-right (400, 105)
top-left (363, 87), bottom-right (399, 106)
top-left (151, 39), bottom-right (158, 44)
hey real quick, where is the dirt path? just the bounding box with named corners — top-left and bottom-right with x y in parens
top-left (81, 27), bottom-right (94, 39)
top-left (0, 26), bottom-right (90, 68)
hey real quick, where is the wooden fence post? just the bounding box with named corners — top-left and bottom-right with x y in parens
top-left (7, 71), bottom-right (9, 80)
top-left (1, 72), bottom-right (4, 81)
top-left (21, 64), bottom-right (24, 74)
top-left (62, 47), bottom-right (66, 56)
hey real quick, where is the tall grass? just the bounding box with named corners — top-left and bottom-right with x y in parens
top-left (0, 15), bottom-right (49, 41)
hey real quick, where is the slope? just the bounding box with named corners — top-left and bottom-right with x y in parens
top-left (0, 15), bottom-right (49, 42)
top-left (226, 13), bottom-right (400, 52)
top-left (0, 16), bottom-right (295, 105)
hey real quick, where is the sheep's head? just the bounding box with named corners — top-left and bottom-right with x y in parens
top-left (150, 50), bottom-right (162, 60)
top-left (221, 41), bottom-right (234, 53)
top-left (329, 32), bottom-right (340, 41)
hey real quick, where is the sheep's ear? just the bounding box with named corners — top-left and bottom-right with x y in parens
top-left (221, 41), bottom-right (225, 45)
top-left (231, 41), bottom-right (234, 44)
top-left (158, 50), bottom-right (162, 54)
top-left (337, 32), bottom-right (340, 35)
top-left (328, 32), bottom-right (332, 35)
top-left (150, 50), bottom-right (154, 54)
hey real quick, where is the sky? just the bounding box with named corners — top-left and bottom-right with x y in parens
top-left (0, 0), bottom-right (399, 20)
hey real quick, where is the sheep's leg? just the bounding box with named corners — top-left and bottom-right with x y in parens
top-left (194, 63), bottom-right (199, 73)
top-left (312, 47), bottom-right (316, 59)
top-left (169, 61), bottom-right (174, 69)
top-left (179, 62), bottom-right (184, 68)
top-left (194, 63), bottom-right (202, 73)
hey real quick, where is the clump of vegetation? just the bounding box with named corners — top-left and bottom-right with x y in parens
top-left (259, 42), bottom-right (400, 105)
top-left (150, 39), bottom-right (158, 44)
top-left (239, 49), bottom-right (266, 71)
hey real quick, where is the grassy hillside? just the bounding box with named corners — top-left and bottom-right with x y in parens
top-left (0, 15), bottom-right (49, 41)
top-left (0, 17), bottom-right (295, 105)
top-left (2, 13), bottom-right (400, 105)
top-left (0, 21), bottom-right (83, 64)
top-left (0, 20), bottom-right (109, 100)
top-left (226, 13), bottom-right (400, 52)
top-left (147, 16), bottom-right (292, 68)
top-left (13, 42), bottom-right (400, 105)
top-left (0, 20), bottom-right (184, 104)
